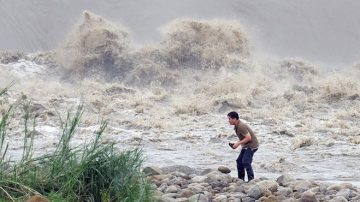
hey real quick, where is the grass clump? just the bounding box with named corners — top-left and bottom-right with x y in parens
top-left (0, 85), bottom-right (154, 201)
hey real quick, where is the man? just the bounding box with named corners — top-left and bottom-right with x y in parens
top-left (228, 111), bottom-right (259, 182)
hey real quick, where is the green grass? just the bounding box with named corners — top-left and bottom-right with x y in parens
top-left (0, 85), bottom-right (154, 201)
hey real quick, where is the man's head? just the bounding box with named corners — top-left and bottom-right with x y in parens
top-left (227, 111), bottom-right (239, 125)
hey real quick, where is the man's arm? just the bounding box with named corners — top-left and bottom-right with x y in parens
top-left (233, 133), bottom-right (251, 149)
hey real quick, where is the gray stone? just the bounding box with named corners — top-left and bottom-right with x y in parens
top-left (331, 196), bottom-right (347, 202)
top-left (328, 184), bottom-right (342, 191)
top-left (143, 166), bottom-right (163, 176)
top-left (191, 175), bottom-right (207, 183)
top-left (257, 180), bottom-right (279, 193)
top-left (336, 188), bottom-right (352, 200)
top-left (290, 180), bottom-right (313, 192)
top-left (300, 190), bottom-right (319, 202)
top-left (247, 185), bottom-right (262, 199)
top-left (241, 196), bottom-right (256, 202)
top-left (165, 185), bottom-right (180, 193)
top-left (175, 198), bottom-right (188, 202)
top-left (214, 194), bottom-right (227, 202)
top-left (188, 194), bottom-right (209, 202)
top-left (159, 196), bottom-right (176, 202)
top-left (277, 187), bottom-right (293, 196)
top-left (277, 173), bottom-right (292, 184)
top-left (162, 165), bottom-right (200, 175)
top-left (205, 171), bottom-right (232, 184)
top-left (218, 166), bottom-right (231, 174)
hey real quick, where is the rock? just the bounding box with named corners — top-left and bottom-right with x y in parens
top-left (159, 195), bottom-right (177, 202)
top-left (175, 198), bottom-right (188, 202)
top-left (277, 174), bottom-right (293, 186)
top-left (331, 196), bottom-right (347, 202)
top-left (162, 165), bottom-right (200, 175)
top-left (300, 190), bottom-right (318, 202)
top-left (336, 188), bottom-right (352, 200)
top-left (188, 194), bottom-right (209, 202)
top-left (339, 183), bottom-right (353, 189)
top-left (259, 195), bottom-right (278, 202)
top-left (214, 194), bottom-right (227, 202)
top-left (205, 171), bottom-right (232, 184)
top-left (200, 168), bottom-right (215, 175)
top-left (247, 185), bottom-right (262, 199)
top-left (191, 175), bottom-right (207, 183)
top-left (276, 187), bottom-right (293, 196)
top-left (290, 180), bottom-right (313, 192)
top-left (218, 166), bottom-right (231, 174)
top-left (165, 185), bottom-right (180, 193)
top-left (327, 184), bottom-right (342, 191)
top-left (257, 180), bottom-right (279, 193)
top-left (177, 189), bottom-right (194, 198)
top-left (143, 166), bottom-right (163, 176)
top-left (241, 196), bottom-right (256, 202)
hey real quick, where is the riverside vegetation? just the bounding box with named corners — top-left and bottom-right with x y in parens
top-left (0, 85), bottom-right (154, 201)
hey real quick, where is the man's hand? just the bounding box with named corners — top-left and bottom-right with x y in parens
top-left (232, 141), bottom-right (242, 149)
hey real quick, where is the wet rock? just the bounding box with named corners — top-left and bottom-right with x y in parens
top-left (259, 195), bottom-right (278, 202)
top-left (331, 196), bottom-right (348, 202)
top-left (276, 187), bottom-right (293, 196)
top-left (300, 190), bottom-right (318, 202)
top-left (188, 194), bottom-right (209, 202)
top-left (277, 174), bottom-right (293, 186)
top-left (327, 184), bottom-right (342, 191)
top-left (205, 171), bottom-right (233, 184)
top-left (191, 175), bottom-right (207, 183)
top-left (175, 198), bottom-right (188, 202)
top-left (290, 180), bottom-right (313, 192)
top-left (162, 165), bottom-right (200, 175)
top-left (214, 194), bottom-right (227, 202)
top-left (257, 180), bottom-right (279, 193)
top-left (165, 185), bottom-right (180, 193)
top-left (159, 195), bottom-right (177, 202)
top-left (218, 166), bottom-right (231, 174)
top-left (336, 188), bottom-right (352, 200)
top-left (200, 168), bottom-right (215, 175)
top-left (241, 196), bottom-right (256, 202)
top-left (177, 189), bottom-right (194, 198)
top-left (143, 166), bottom-right (163, 176)
top-left (247, 185), bottom-right (262, 199)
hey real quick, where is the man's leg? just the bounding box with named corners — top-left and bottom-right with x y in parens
top-left (236, 148), bottom-right (246, 180)
top-left (242, 148), bottom-right (257, 181)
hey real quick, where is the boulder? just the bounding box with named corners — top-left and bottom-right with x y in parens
top-left (336, 188), bottom-right (352, 200)
top-left (277, 174), bottom-right (293, 186)
top-left (188, 194), bottom-right (209, 202)
top-left (300, 190), bottom-right (318, 202)
top-left (257, 180), bottom-right (279, 193)
top-left (218, 166), bottom-right (231, 174)
top-left (247, 185), bottom-right (262, 199)
top-left (205, 171), bottom-right (232, 184)
top-left (331, 196), bottom-right (347, 202)
top-left (162, 165), bottom-right (200, 175)
top-left (143, 166), bottom-right (163, 176)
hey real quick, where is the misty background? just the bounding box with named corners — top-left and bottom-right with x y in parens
top-left (1, 0), bottom-right (360, 68)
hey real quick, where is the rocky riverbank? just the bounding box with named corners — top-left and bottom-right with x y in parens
top-left (144, 165), bottom-right (360, 202)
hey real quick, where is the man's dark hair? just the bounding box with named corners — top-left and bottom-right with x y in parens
top-left (227, 111), bottom-right (239, 120)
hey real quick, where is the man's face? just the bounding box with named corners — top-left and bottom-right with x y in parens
top-left (228, 116), bottom-right (237, 125)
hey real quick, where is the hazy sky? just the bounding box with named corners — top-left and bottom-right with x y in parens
top-left (1, 0), bottom-right (360, 67)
